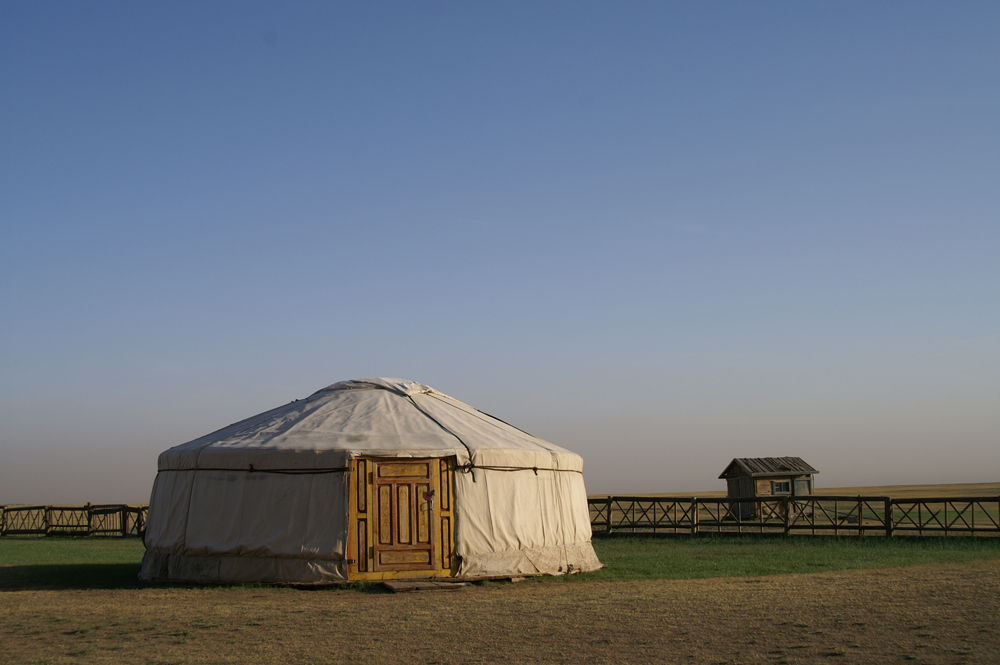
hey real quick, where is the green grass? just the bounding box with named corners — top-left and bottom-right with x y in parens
top-left (0, 536), bottom-right (146, 590)
top-left (2, 534), bottom-right (999, 591)
top-left (0, 536), bottom-right (146, 567)
top-left (575, 534), bottom-right (1000, 583)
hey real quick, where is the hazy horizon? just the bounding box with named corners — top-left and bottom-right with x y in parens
top-left (2, 2), bottom-right (998, 504)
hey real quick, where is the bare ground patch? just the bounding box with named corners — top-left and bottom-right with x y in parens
top-left (1, 560), bottom-right (998, 664)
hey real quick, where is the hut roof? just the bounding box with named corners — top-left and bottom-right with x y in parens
top-left (718, 457), bottom-right (818, 479)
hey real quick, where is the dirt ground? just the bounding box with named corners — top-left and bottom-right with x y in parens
top-left (2, 559), bottom-right (998, 665)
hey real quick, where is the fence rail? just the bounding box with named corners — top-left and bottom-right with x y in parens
top-left (4, 497), bottom-right (998, 539)
top-left (0, 504), bottom-right (147, 537)
top-left (589, 496), bottom-right (1000, 537)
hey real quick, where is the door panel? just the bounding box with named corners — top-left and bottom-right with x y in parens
top-left (378, 485), bottom-right (392, 545)
top-left (372, 459), bottom-right (433, 572)
top-left (380, 550), bottom-right (430, 566)
top-left (416, 483), bottom-right (430, 543)
top-left (380, 463), bottom-right (430, 478)
top-left (397, 485), bottom-right (411, 544)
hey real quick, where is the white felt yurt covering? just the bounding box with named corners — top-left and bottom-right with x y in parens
top-left (140, 378), bottom-right (602, 583)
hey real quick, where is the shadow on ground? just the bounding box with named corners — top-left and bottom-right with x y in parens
top-left (0, 563), bottom-right (144, 591)
top-left (0, 565), bottom-right (399, 593)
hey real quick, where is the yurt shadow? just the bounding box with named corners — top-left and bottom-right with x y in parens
top-left (0, 563), bottom-right (144, 591)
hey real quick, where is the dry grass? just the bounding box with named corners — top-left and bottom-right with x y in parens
top-left (814, 482), bottom-right (1000, 499)
top-left (2, 559), bottom-right (999, 664)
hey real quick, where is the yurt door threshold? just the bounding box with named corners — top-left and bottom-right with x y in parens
top-left (348, 457), bottom-right (457, 581)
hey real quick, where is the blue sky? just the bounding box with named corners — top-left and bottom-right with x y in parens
top-left (2, 2), bottom-right (998, 503)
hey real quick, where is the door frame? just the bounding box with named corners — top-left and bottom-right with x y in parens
top-left (347, 455), bottom-right (457, 580)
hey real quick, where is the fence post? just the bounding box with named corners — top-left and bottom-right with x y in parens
top-left (691, 498), bottom-right (698, 535)
top-left (86, 502), bottom-right (93, 536)
top-left (783, 496), bottom-right (790, 535)
top-left (858, 497), bottom-right (863, 537)
top-left (121, 505), bottom-right (128, 537)
top-left (606, 497), bottom-right (613, 536)
top-left (885, 498), bottom-right (892, 537)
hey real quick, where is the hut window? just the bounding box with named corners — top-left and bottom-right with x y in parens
top-left (771, 481), bottom-right (791, 495)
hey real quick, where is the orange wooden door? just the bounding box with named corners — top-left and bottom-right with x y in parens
top-left (372, 459), bottom-right (435, 571)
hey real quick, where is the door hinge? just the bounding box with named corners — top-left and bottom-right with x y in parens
top-left (345, 558), bottom-right (356, 564)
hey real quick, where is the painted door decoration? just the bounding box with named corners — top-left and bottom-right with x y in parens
top-left (348, 457), bottom-right (456, 579)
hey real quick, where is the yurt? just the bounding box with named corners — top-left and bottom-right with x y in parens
top-left (140, 378), bottom-right (602, 584)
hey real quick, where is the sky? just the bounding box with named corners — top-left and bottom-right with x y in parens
top-left (1, 2), bottom-right (998, 504)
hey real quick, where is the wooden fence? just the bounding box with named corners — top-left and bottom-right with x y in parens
top-left (589, 496), bottom-right (1000, 537)
top-left (0, 505), bottom-right (147, 537)
top-left (4, 497), bottom-right (998, 538)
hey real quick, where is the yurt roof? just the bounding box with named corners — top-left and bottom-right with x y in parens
top-left (158, 378), bottom-right (581, 472)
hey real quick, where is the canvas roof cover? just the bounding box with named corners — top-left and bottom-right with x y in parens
top-left (158, 377), bottom-right (582, 472)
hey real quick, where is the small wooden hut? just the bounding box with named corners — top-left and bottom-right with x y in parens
top-left (719, 457), bottom-right (818, 519)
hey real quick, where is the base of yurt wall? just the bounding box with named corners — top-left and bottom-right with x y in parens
top-left (139, 550), bottom-right (460, 585)
top-left (139, 558), bottom-right (557, 588)
top-left (139, 550), bottom-right (348, 584)
top-left (457, 541), bottom-right (604, 578)
top-left (139, 545), bottom-right (604, 585)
